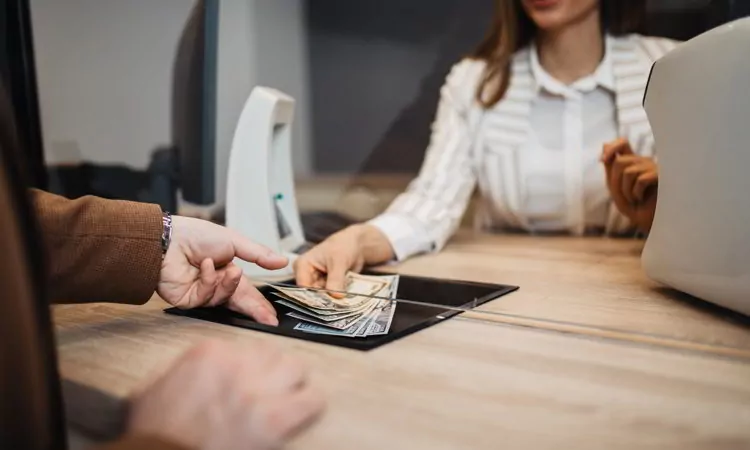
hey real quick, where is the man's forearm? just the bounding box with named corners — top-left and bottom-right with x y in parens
top-left (31, 189), bottom-right (163, 304)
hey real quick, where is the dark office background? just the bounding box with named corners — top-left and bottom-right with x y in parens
top-left (0, 0), bottom-right (46, 189)
top-left (307, 0), bottom-right (749, 174)
top-left (3, 0), bottom-right (750, 202)
top-left (307, 0), bottom-right (492, 174)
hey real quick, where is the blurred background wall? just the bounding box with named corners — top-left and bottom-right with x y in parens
top-left (25, 0), bottom-right (745, 216)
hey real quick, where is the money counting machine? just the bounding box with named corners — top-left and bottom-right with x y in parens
top-left (224, 87), bottom-right (306, 278)
top-left (223, 86), bottom-right (362, 277)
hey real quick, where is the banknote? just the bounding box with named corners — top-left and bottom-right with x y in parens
top-left (287, 299), bottom-right (379, 330)
top-left (272, 296), bottom-right (374, 321)
top-left (293, 307), bottom-right (375, 337)
top-left (365, 299), bottom-right (395, 336)
top-left (365, 275), bottom-right (399, 336)
top-left (273, 272), bottom-right (386, 311)
top-left (272, 286), bottom-right (336, 310)
top-left (274, 272), bottom-right (399, 338)
top-left (293, 321), bottom-right (361, 337)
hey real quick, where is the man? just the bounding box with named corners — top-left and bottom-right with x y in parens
top-left (0, 84), bottom-right (324, 449)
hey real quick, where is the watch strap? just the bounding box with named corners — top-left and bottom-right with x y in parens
top-left (162, 211), bottom-right (173, 258)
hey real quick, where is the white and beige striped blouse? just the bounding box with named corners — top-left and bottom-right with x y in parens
top-left (369, 33), bottom-right (680, 261)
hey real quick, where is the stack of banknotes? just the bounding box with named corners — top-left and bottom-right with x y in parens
top-left (269, 272), bottom-right (399, 338)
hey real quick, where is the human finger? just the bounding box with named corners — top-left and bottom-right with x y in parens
top-left (612, 154), bottom-right (639, 182)
top-left (230, 231), bottom-right (288, 270)
top-left (621, 163), bottom-right (647, 204)
top-left (324, 255), bottom-right (350, 299)
top-left (601, 138), bottom-right (631, 164)
top-left (609, 154), bottom-right (629, 202)
top-left (248, 388), bottom-right (326, 448)
top-left (294, 256), bottom-right (322, 289)
top-left (207, 263), bottom-right (243, 307)
top-left (633, 170), bottom-right (659, 202)
top-left (256, 354), bottom-right (309, 396)
top-left (191, 258), bottom-right (219, 307)
top-left (227, 277), bottom-right (279, 326)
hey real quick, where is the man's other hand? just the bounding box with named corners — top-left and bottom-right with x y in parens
top-left (128, 340), bottom-right (325, 450)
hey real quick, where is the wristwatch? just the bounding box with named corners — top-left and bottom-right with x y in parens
top-left (162, 211), bottom-right (173, 258)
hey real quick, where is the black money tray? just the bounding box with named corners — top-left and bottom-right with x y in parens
top-left (164, 272), bottom-right (518, 351)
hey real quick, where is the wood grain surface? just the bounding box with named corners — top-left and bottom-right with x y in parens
top-left (53, 232), bottom-right (750, 449)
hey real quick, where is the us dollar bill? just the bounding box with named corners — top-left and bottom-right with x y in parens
top-left (272, 296), bottom-right (375, 321)
top-left (273, 272), bottom-right (386, 311)
top-left (285, 273), bottom-right (399, 338)
top-left (365, 275), bottom-right (399, 336)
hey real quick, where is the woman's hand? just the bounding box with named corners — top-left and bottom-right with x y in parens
top-left (293, 224), bottom-right (394, 297)
top-left (601, 138), bottom-right (659, 233)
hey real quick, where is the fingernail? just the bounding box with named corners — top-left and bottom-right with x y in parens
top-left (271, 253), bottom-right (288, 264)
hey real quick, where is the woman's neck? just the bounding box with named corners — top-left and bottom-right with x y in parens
top-left (536, 11), bottom-right (604, 85)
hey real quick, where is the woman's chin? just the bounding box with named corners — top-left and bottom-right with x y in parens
top-left (527, 14), bottom-right (569, 32)
top-left (522, 0), bottom-right (601, 33)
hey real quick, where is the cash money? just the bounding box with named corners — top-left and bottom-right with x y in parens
top-left (268, 272), bottom-right (399, 338)
top-left (272, 296), bottom-right (374, 320)
top-left (364, 275), bottom-right (399, 336)
top-left (273, 273), bottom-right (387, 311)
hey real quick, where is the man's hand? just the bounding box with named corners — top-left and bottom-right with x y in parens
top-left (128, 340), bottom-right (325, 450)
top-left (601, 138), bottom-right (659, 233)
top-left (157, 216), bottom-right (287, 325)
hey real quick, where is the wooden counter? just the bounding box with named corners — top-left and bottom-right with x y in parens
top-left (53, 231), bottom-right (750, 449)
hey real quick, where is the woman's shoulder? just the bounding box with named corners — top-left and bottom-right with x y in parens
top-left (612, 33), bottom-right (682, 63)
top-left (439, 58), bottom-right (488, 106)
top-left (445, 58), bottom-right (487, 88)
top-left (449, 49), bottom-right (532, 81)
top-left (442, 53), bottom-right (532, 109)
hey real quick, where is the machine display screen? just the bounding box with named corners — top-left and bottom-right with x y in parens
top-left (274, 199), bottom-right (292, 240)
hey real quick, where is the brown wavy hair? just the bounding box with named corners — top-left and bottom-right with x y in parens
top-left (471, 0), bottom-right (646, 108)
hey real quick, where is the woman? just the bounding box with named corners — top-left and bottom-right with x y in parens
top-left (296, 0), bottom-right (678, 292)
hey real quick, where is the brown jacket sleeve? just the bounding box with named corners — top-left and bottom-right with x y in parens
top-left (31, 189), bottom-right (163, 305)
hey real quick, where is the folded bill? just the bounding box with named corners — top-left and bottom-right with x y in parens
top-left (365, 275), bottom-right (399, 336)
top-left (269, 272), bottom-right (399, 338)
top-left (273, 273), bottom-right (387, 311)
top-left (272, 296), bottom-right (373, 321)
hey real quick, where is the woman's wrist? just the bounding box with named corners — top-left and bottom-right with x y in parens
top-left (350, 224), bottom-right (396, 265)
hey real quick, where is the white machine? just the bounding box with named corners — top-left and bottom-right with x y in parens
top-left (642, 17), bottom-right (750, 316)
top-left (226, 87), bottom-right (306, 278)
